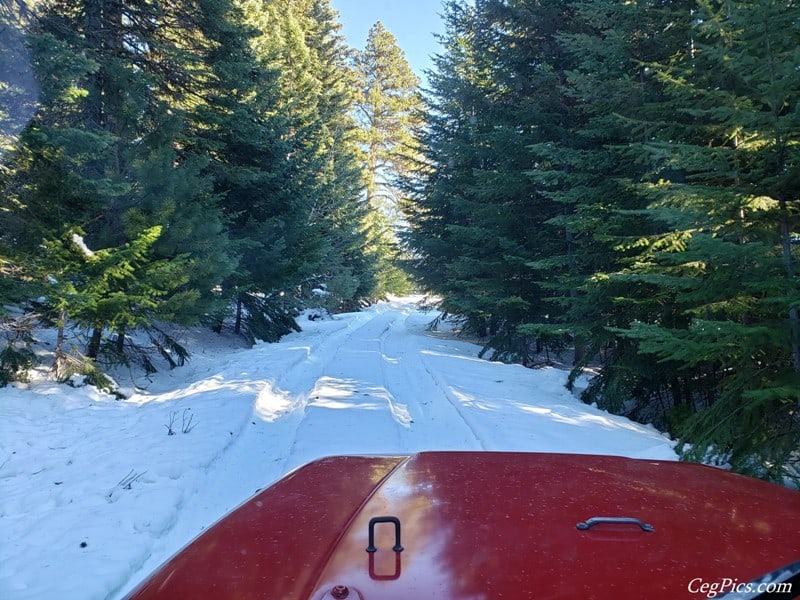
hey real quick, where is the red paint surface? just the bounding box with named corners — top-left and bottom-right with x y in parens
top-left (125, 452), bottom-right (800, 599)
top-left (123, 455), bottom-right (405, 599)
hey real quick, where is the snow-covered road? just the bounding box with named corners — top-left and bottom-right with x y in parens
top-left (0, 297), bottom-right (676, 599)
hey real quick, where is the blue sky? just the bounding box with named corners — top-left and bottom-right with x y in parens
top-left (329, 0), bottom-right (446, 81)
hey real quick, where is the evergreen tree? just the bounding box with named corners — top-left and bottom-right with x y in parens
top-left (1, 0), bottom-right (402, 384)
top-left (203, 0), bottom-right (370, 338)
top-left (404, 0), bottom-right (800, 480)
top-left (354, 21), bottom-right (420, 296)
top-left (405, 0), bottom-right (575, 362)
top-left (606, 0), bottom-right (800, 479)
top-left (355, 22), bottom-right (422, 208)
top-left (184, 0), bottom-right (297, 341)
top-left (539, 0), bottom-right (698, 394)
top-left (402, 0), bottom-right (487, 326)
top-left (1, 0), bottom-right (237, 366)
top-left (41, 227), bottom-right (193, 370)
top-left (301, 0), bottom-right (385, 308)
top-left (0, 0), bottom-right (38, 310)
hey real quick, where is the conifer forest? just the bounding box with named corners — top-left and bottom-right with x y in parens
top-left (2, 0), bottom-right (799, 482)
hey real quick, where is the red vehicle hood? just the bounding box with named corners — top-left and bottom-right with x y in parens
top-left (123, 452), bottom-right (800, 599)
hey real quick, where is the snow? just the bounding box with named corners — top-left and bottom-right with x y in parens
top-left (0, 296), bottom-right (677, 599)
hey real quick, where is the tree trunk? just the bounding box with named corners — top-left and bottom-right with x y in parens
top-left (87, 327), bottom-right (102, 359)
top-left (52, 307), bottom-right (69, 381)
top-left (234, 295), bottom-right (243, 335)
top-left (778, 198), bottom-right (800, 373)
top-left (566, 215), bottom-right (586, 366)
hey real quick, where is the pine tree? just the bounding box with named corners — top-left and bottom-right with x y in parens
top-left (403, 0), bottom-right (490, 328)
top-left (607, 0), bottom-right (800, 479)
top-left (404, 0), bottom-right (800, 480)
top-left (537, 0), bottom-right (698, 392)
top-left (404, 0), bottom-right (577, 362)
top-left (0, 0), bottom-right (39, 312)
top-left (354, 21), bottom-right (420, 297)
top-left (188, 0), bottom-right (381, 338)
top-left (183, 0), bottom-right (293, 340)
top-left (1, 0), bottom-right (395, 381)
top-left (41, 227), bottom-right (192, 360)
top-left (300, 0), bottom-right (385, 308)
top-left (355, 22), bottom-right (421, 208)
top-left (1, 0), bottom-right (238, 368)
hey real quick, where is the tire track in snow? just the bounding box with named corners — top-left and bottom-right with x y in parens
top-left (276, 305), bottom-right (406, 476)
top-left (373, 312), bottom-right (415, 433)
top-left (362, 306), bottom-right (487, 452)
top-left (416, 350), bottom-right (489, 449)
top-left (378, 308), bottom-right (488, 451)
top-left (260, 307), bottom-right (378, 417)
top-left (120, 301), bottom-right (480, 598)
top-left (279, 309), bottom-right (408, 472)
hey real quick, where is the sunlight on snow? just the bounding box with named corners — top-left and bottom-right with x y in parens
top-left (309, 377), bottom-right (414, 427)
top-left (514, 403), bottom-right (645, 431)
top-left (450, 388), bottom-right (500, 412)
top-left (253, 383), bottom-right (298, 423)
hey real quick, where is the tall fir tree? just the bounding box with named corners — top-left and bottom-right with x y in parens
top-left (404, 0), bottom-right (576, 362)
top-left (300, 0), bottom-right (383, 308)
top-left (210, 0), bottom-right (376, 337)
top-left (544, 0), bottom-right (698, 399)
top-left (0, 0), bottom-right (39, 309)
top-left (354, 21), bottom-right (420, 297)
top-left (185, 0), bottom-right (302, 342)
